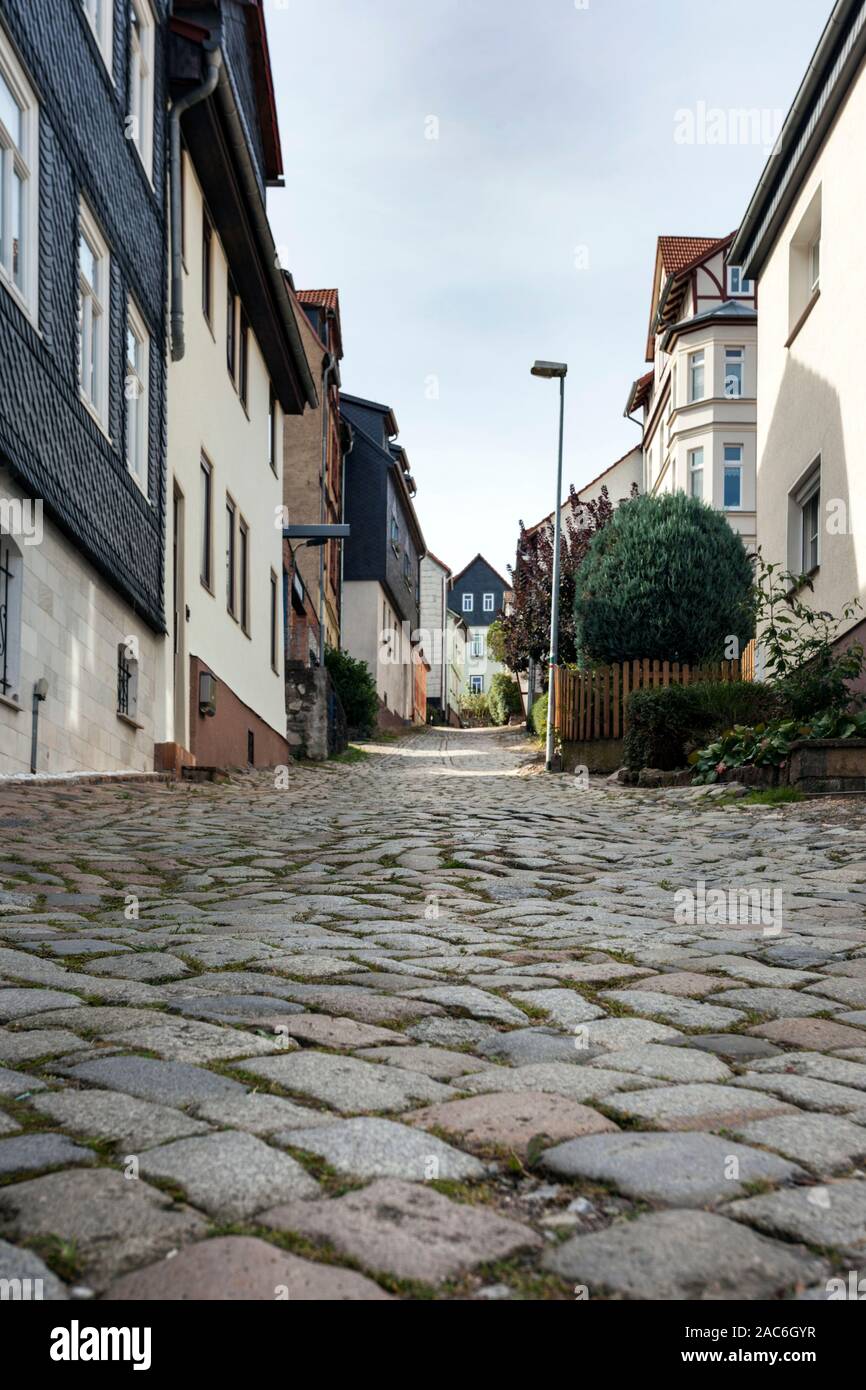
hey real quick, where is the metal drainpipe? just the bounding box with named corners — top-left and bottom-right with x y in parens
top-left (169, 44), bottom-right (222, 362)
top-left (318, 349), bottom-right (337, 652)
top-left (30, 679), bottom-right (48, 774)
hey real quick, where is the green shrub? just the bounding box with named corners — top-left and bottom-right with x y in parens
top-left (460, 692), bottom-right (490, 724)
top-left (530, 691), bottom-right (549, 738)
top-left (324, 648), bottom-right (379, 736)
top-left (488, 674), bottom-right (522, 726)
top-left (574, 493), bottom-right (754, 664)
top-left (624, 681), bottom-right (785, 771)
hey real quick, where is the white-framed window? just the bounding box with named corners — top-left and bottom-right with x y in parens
top-left (688, 349), bottom-right (705, 402)
top-left (462, 592), bottom-right (473, 613)
top-left (470, 675), bottom-right (484, 694)
top-left (795, 463), bottom-right (821, 573)
top-left (727, 265), bottom-right (753, 297)
top-left (723, 445), bottom-right (743, 509)
top-left (688, 446), bottom-right (704, 500)
top-left (470, 633), bottom-right (485, 659)
top-left (809, 235), bottom-right (821, 294)
top-left (389, 512), bottom-right (400, 549)
top-left (125, 297), bottom-right (149, 491)
top-left (0, 27), bottom-right (39, 320)
top-left (724, 347), bottom-right (744, 399)
top-left (0, 531), bottom-right (23, 703)
top-left (482, 592), bottom-right (494, 613)
top-left (128, 0), bottom-right (155, 179)
top-left (78, 201), bottom-right (110, 427)
top-left (80, 0), bottom-right (114, 72)
top-left (117, 640), bottom-right (139, 721)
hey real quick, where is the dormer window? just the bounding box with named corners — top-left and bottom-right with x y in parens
top-left (728, 265), bottom-right (753, 297)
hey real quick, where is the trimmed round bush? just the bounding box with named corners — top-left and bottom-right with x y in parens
top-left (574, 493), bottom-right (755, 664)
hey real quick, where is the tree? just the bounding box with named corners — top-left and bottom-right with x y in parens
top-left (501, 484), bottom-right (626, 673)
top-left (574, 492), bottom-right (754, 664)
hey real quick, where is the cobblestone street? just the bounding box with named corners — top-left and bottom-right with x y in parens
top-left (2, 725), bottom-right (866, 1300)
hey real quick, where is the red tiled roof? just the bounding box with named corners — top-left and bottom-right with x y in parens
top-left (296, 289), bottom-right (340, 313)
top-left (658, 236), bottom-right (727, 276)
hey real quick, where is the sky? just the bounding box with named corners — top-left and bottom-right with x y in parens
top-left (266, 0), bottom-right (827, 581)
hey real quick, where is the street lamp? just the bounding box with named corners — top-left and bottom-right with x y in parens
top-left (531, 359), bottom-right (567, 772)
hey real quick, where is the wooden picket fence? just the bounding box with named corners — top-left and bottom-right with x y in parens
top-left (553, 657), bottom-right (746, 743)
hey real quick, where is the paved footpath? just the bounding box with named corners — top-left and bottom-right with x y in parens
top-left (1, 725), bottom-right (866, 1300)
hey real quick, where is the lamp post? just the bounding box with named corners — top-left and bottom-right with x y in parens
top-left (531, 360), bottom-right (567, 772)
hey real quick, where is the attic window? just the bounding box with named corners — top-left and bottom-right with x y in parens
top-left (727, 266), bottom-right (753, 297)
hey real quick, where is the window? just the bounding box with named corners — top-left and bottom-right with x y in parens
top-left (0, 29), bottom-right (39, 318)
top-left (80, 0), bottom-right (113, 71)
top-left (200, 455), bottom-right (212, 588)
top-left (202, 208), bottom-right (213, 323)
top-left (226, 497), bottom-right (236, 615)
top-left (239, 307), bottom-right (249, 409)
top-left (688, 447), bottom-right (704, 500)
top-left (483, 592), bottom-right (495, 612)
top-left (403, 551), bottom-right (411, 587)
top-left (688, 350), bottom-right (705, 402)
top-left (788, 186), bottom-right (822, 337)
top-left (795, 465), bottom-right (821, 573)
top-left (239, 518), bottom-right (249, 633)
top-left (270, 570), bottom-right (279, 671)
top-left (117, 641), bottom-right (139, 721)
top-left (125, 298), bottom-right (149, 491)
top-left (809, 235), bottom-right (821, 294)
top-left (226, 274), bottom-right (237, 378)
top-left (727, 265), bottom-right (753, 296)
top-left (462, 593), bottom-right (474, 613)
top-left (471, 634), bottom-right (485, 659)
top-left (78, 202), bottom-right (110, 426)
top-left (0, 533), bottom-right (22, 703)
top-left (724, 347), bottom-right (744, 399)
top-left (128, 0), bottom-right (155, 178)
top-left (470, 675), bottom-right (484, 694)
top-left (269, 384), bottom-right (278, 473)
top-left (723, 445), bottom-right (743, 509)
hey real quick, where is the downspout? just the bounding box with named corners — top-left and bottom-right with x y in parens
top-left (318, 348), bottom-right (338, 651)
top-left (169, 43), bottom-right (222, 362)
top-left (441, 571), bottom-right (448, 720)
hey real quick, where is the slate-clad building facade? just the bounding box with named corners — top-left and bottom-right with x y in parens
top-left (341, 393), bottom-right (426, 723)
top-left (0, 0), bottom-right (169, 773)
top-left (448, 554), bottom-right (511, 696)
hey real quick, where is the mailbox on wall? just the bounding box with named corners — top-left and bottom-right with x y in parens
top-left (198, 671), bottom-right (217, 717)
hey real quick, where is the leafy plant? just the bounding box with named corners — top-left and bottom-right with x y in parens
top-left (488, 673), bottom-right (523, 726)
top-left (324, 648), bottom-right (379, 737)
top-left (689, 709), bottom-right (866, 783)
top-left (460, 692), bottom-right (490, 724)
top-left (574, 492), bottom-right (755, 664)
top-left (751, 555), bottom-right (864, 718)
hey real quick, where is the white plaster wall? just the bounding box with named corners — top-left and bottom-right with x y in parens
top-left (1, 472), bottom-right (158, 774)
top-left (754, 58), bottom-right (866, 623)
top-left (163, 155), bottom-right (287, 750)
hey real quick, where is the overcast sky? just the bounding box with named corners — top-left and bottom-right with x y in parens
top-left (266, 0), bottom-right (826, 581)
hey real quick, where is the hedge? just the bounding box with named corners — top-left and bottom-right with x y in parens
top-left (623, 681), bottom-right (785, 772)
